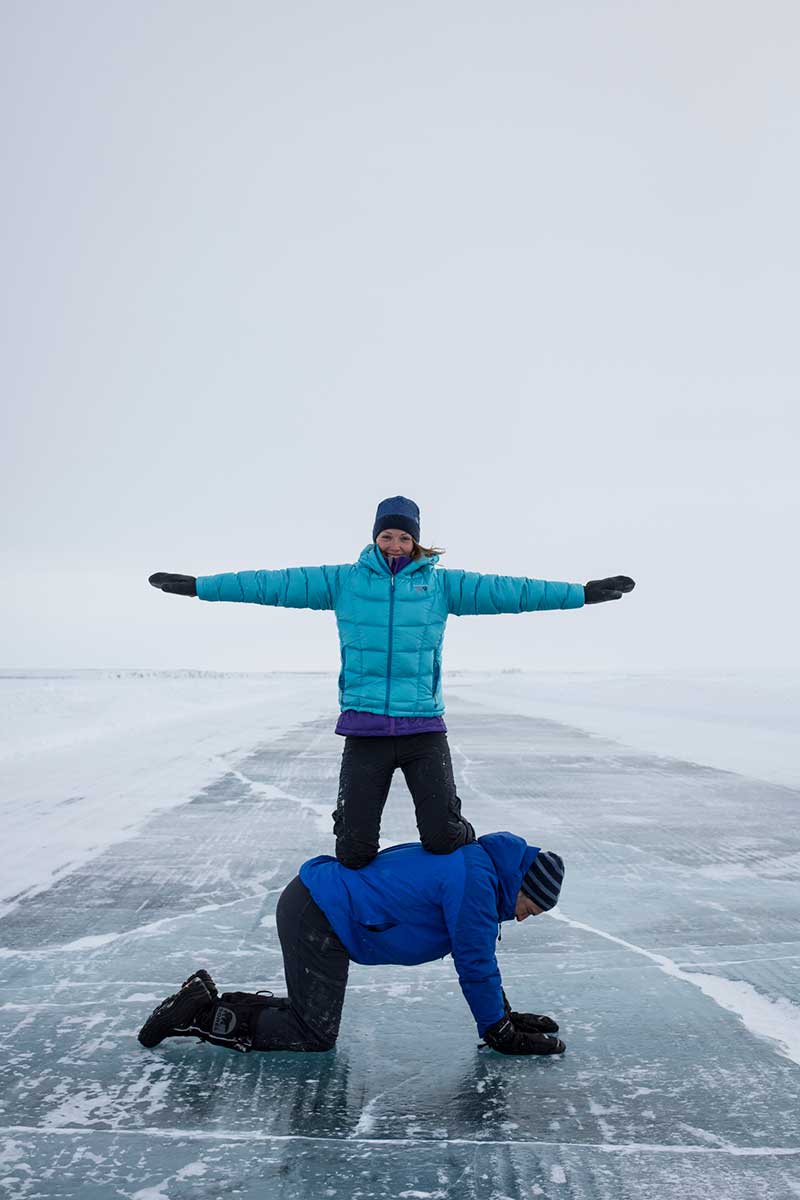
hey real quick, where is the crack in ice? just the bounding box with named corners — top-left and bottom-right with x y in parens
top-left (2, 1124), bottom-right (798, 1156)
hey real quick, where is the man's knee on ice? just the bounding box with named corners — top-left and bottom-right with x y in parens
top-left (308, 1032), bottom-right (338, 1052)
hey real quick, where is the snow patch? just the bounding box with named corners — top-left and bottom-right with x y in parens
top-left (176, 1161), bottom-right (207, 1179)
top-left (398, 1193), bottom-right (447, 1199)
top-left (131, 1184), bottom-right (171, 1200)
top-left (60, 932), bottom-right (122, 951)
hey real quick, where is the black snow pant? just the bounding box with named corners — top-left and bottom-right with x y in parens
top-left (332, 732), bottom-right (476, 869)
top-left (214, 876), bottom-right (350, 1053)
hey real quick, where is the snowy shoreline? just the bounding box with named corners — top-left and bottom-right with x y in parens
top-left (0, 671), bottom-right (335, 917)
top-left (446, 669), bottom-right (800, 791)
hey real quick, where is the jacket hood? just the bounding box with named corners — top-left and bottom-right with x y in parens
top-left (478, 832), bottom-right (541, 922)
top-left (359, 544), bottom-right (439, 575)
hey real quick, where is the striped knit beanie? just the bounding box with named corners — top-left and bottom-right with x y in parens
top-left (520, 850), bottom-right (564, 911)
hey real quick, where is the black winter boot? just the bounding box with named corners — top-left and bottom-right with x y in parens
top-left (137, 969), bottom-right (219, 1048)
top-left (194, 991), bottom-right (291, 1053)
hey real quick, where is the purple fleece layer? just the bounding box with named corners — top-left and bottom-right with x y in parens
top-left (334, 551), bottom-right (448, 738)
top-left (334, 711), bottom-right (448, 737)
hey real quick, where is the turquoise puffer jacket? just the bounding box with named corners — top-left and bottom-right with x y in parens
top-left (197, 545), bottom-right (584, 717)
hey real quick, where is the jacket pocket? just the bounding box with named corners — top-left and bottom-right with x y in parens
top-left (432, 651), bottom-right (441, 697)
top-left (338, 648), bottom-right (347, 702)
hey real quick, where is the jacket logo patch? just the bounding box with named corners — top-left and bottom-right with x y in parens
top-left (414, 585), bottom-right (428, 592)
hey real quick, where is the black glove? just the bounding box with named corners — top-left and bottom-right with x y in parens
top-left (502, 989), bottom-right (559, 1034)
top-left (584, 575), bottom-right (635, 604)
top-left (149, 572), bottom-right (197, 597)
top-left (482, 1015), bottom-right (565, 1056)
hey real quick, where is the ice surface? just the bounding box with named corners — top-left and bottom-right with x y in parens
top-left (1, 674), bottom-right (799, 1198)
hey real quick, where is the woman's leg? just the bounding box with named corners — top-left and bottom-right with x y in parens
top-left (332, 737), bottom-right (395, 868)
top-left (399, 733), bottom-right (476, 854)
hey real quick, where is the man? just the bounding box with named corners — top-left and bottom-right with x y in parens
top-left (137, 832), bottom-right (566, 1057)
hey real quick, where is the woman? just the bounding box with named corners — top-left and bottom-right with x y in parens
top-left (149, 495), bottom-right (634, 866)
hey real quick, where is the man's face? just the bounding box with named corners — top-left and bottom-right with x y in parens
top-left (515, 891), bottom-right (545, 921)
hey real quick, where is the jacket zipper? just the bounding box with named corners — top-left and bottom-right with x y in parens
top-left (384, 574), bottom-right (395, 716)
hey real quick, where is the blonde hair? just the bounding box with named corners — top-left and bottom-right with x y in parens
top-left (412, 541), bottom-right (445, 559)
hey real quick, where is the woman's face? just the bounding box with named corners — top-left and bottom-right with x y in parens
top-left (376, 528), bottom-right (415, 560)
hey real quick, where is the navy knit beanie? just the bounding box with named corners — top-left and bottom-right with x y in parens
top-left (520, 850), bottom-right (565, 911)
top-left (372, 496), bottom-right (420, 543)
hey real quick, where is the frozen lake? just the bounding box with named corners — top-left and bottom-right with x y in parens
top-left (1, 672), bottom-right (799, 1198)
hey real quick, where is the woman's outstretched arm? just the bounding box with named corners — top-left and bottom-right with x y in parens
top-left (441, 569), bottom-right (635, 615)
top-left (149, 565), bottom-right (351, 610)
top-left (440, 568), bottom-right (586, 616)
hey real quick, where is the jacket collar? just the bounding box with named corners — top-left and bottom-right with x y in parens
top-left (358, 544), bottom-right (439, 577)
top-left (478, 832), bottom-right (541, 922)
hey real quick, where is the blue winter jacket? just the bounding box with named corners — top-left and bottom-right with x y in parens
top-left (299, 831), bottom-right (541, 1035)
top-left (197, 546), bottom-right (584, 718)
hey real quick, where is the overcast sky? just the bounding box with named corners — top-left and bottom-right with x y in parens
top-left (2, 2), bottom-right (798, 673)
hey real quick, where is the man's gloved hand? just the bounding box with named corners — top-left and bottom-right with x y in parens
top-left (584, 576), bottom-right (636, 604)
top-left (482, 1015), bottom-right (565, 1056)
top-left (149, 572), bottom-right (197, 597)
top-left (502, 989), bottom-right (559, 1034)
